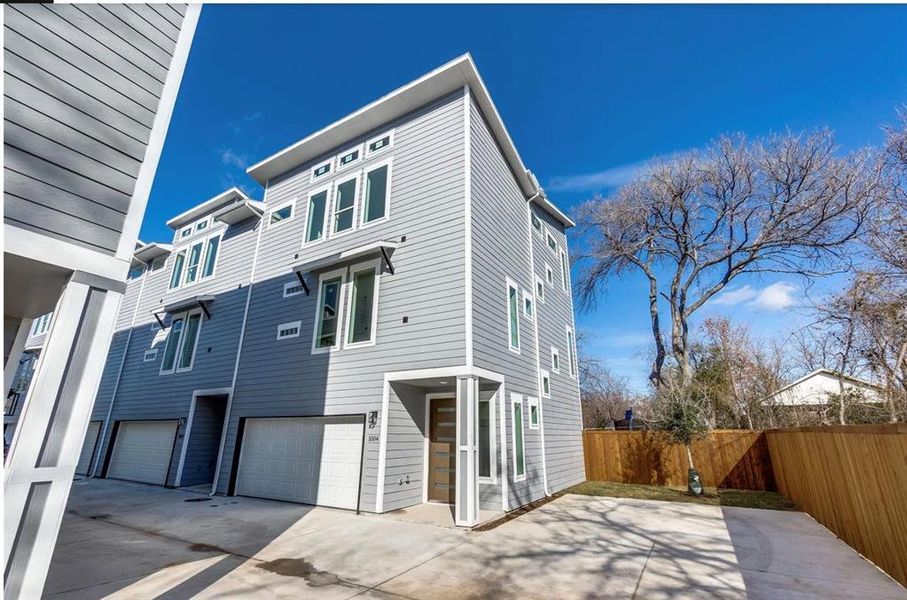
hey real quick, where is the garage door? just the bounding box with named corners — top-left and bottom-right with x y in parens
top-left (108, 420), bottom-right (178, 485)
top-left (75, 421), bottom-right (101, 476)
top-left (236, 416), bottom-right (363, 510)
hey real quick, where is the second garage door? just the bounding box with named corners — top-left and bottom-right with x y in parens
top-left (107, 420), bottom-right (178, 485)
top-left (235, 416), bottom-right (363, 510)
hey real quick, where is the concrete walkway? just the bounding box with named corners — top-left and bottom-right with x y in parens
top-left (45, 479), bottom-right (905, 599)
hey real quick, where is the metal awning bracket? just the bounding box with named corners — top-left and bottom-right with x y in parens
top-left (380, 246), bottom-right (395, 275)
top-left (153, 312), bottom-right (166, 330)
top-left (197, 300), bottom-right (211, 320)
top-left (294, 270), bottom-right (310, 296)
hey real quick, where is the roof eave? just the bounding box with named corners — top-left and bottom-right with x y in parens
top-left (165, 188), bottom-right (255, 229)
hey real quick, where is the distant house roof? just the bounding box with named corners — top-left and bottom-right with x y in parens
top-left (245, 54), bottom-right (574, 228)
top-left (166, 188), bottom-right (258, 229)
top-left (769, 369), bottom-right (883, 399)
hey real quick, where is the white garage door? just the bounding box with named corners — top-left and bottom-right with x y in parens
top-left (108, 420), bottom-right (178, 485)
top-left (236, 416), bottom-right (363, 510)
top-left (75, 421), bottom-right (101, 476)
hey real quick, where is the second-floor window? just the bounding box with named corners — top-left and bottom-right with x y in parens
top-left (169, 232), bottom-right (222, 290)
top-left (362, 161), bottom-right (390, 225)
top-left (346, 265), bottom-right (378, 346)
top-left (314, 272), bottom-right (344, 351)
top-left (333, 176), bottom-right (358, 235)
top-left (306, 187), bottom-right (330, 243)
top-left (160, 310), bottom-right (202, 374)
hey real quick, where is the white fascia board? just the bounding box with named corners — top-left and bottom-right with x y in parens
top-left (133, 242), bottom-right (173, 264)
top-left (166, 187), bottom-right (256, 229)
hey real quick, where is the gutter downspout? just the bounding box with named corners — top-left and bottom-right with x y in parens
top-left (91, 259), bottom-right (150, 477)
top-left (524, 191), bottom-right (551, 498)
top-left (209, 212), bottom-right (265, 496)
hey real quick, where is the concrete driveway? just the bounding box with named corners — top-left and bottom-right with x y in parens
top-left (45, 479), bottom-right (905, 599)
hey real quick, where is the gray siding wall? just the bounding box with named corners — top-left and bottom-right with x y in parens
top-left (91, 213), bottom-right (261, 484)
top-left (383, 383), bottom-right (427, 512)
top-left (468, 97), bottom-right (545, 508)
top-left (3, 4), bottom-right (186, 255)
top-left (216, 90), bottom-right (468, 512)
top-left (529, 206), bottom-right (585, 494)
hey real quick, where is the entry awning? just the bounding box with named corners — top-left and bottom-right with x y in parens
top-left (289, 240), bottom-right (399, 296)
top-left (151, 295), bottom-right (214, 328)
top-left (134, 242), bottom-right (173, 264)
top-left (212, 199), bottom-right (266, 225)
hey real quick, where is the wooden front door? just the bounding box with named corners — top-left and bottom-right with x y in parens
top-left (428, 397), bottom-right (456, 503)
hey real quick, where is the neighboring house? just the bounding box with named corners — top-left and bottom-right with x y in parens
top-left (4, 312), bottom-right (53, 446)
top-left (2, 5), bottom-right (200, 598)
top-left (83, 54), bottom-right (585, 528)
top-left (766, 369), bottom-right (885, 406)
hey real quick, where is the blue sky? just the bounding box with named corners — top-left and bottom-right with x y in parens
top-left (144, 5), bottom-right (907, 390)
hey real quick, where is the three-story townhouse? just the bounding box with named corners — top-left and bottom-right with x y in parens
top-left (85, 55), bottom-right (584, 528)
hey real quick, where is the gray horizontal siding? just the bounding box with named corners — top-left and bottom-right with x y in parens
top-left (3, 3), bottom-right (184, 255)
top-left (382, 383), bottom-right (427, 512)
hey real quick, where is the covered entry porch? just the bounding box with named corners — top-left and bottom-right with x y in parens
top-left (376, 367), bottom-right (506, 527)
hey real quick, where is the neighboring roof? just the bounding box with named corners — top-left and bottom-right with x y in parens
top-left (133, 242), bottom-right (173, 264)
top-left (768, 369), bottom-right (884, 398)
top-left (166, 188), bottom-right (256, 229)
top-left (246, 54), bottom-right (574, 228)
top-left (213, 199), bottom-right (266, 226)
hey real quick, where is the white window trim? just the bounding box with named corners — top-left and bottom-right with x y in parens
top-left (531, 212), bottom-right (542, 236)
top-left (303, 183), bottom-right (333, 245)
top-left (545, 264), bottom-right (554, 287)
top-left (511, 393), bottom-right (526, 482)
top-left (522, 290), bottom-right (534, 320)
top-left (336, 144), bottom-right (364, 172)
top-left (179, 226), bottom-right (192, 240)
top-left (311, 267), bottom-right (347, 354)
top-left (343, 259), bottom-right (381, 350)
top-left (528, 396), bottom-right (540, 430)
top-left (182, 239), bottom-right (205, 287)
top-left (551, 346), bottom-right (560, 374)
top-left (360, 157), bottom-right (393, 229)
top-left (560, 248), bottom-right (570, 292)
top-left (268, 199), bottom-right (296, 229)
top-left (540, 369), bottom-right (551, 398)
top-left (200, 232), bottom-right (223, 280)
top-left (283, 280), bottom-right (305, 298)
top-left (331, 171), bottom-right (361, 239)
top-left (310, 158), bottom-right (333, 183)
top-left (194, 216), bottom-right (211, 232)
top-left (143, 349), bottom-right (158, 362)
top-left (159, 309), bottom-right (203, 375)
top-left (535, 275), bottom-right (545, 304)
top-left (566, 326), bottom-right (578, 378)
top-left (168, 248), bottom-right (187, 290)
top-left (546, 230), bottom-right (558, 253)
top-left (478, 392), bottom-right (498, 484)
top-left (365, 129), bottom-right (395, 157)
top-left (505, 277), bottom-right (520, 354)
top-left (276, 320), bottom-right (302, 340)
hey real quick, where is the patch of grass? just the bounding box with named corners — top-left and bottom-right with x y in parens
top-left (567, 481), bottom-right (798, 511)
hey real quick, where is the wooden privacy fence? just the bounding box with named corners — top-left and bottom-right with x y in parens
top-left (582, 429), bottom-right (776, 490)
top-left (766, 423), bottom-right (907, 588)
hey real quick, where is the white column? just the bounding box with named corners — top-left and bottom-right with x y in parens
top-left (455, 375), bottom-right (479, 527)
top-left (3, 273), bottom-right (123, 599)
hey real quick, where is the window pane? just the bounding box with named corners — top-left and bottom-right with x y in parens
top-left (531, 404), bottom-right (539, 426)
top-left (178, 313), bottom-right (201, 369)
top-left (169, 252), bottom-right (185, 289)
top-left (479, 400), bottom-right (490, 478)
top-left (514, 403), bottom-right (525, 476)
top-left (348, 269), bottom-right (376, 344)
top-left (127, 264), bottom-right (144, 280)
top-left (339, 149), bottom-right (359, 166)
top-left (317, 277), bottom-right (342, 348)
top-left (334, 179), bottom-right (356, 233)
top-left (368, 135), bottom-right (391, 153)
top-left (561, 251), bottom-right (569, 289)
top-left (568, 331), bottom-right (577, 376)
top-left (364, 165), bottom-right (388, 223)
top-left (508, 285), bottom-right (519, 349)
top-left (307, 191), bottom-right (328, 242)
top-left (184, 243), bottom-right (202, 284)
top-left (532, 213), bottom-right (541, 231)
top-left (203, 236), bottom-right (220, 277)
top-left (536, 279), bottom-right (544, 301)
top-left (271, 204), bottom-right (292, 224)
top-left (196, 220), bottom-right (207, 232)
top-left (161, 319), bottom-right (183, 371)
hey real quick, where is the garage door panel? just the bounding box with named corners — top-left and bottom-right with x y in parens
top-left (108, 420), bottom-right (177, 485)
top-left (236, 416), bottom-right (363, 510)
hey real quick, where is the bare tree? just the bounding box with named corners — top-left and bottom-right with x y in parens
top-left (575, 131), bottom-right (880, 387)
top-left (576, 330), bottom-right (649, 428)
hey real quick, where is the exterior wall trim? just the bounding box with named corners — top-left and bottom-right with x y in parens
top-left (525, 201), bottom-right (550, 495)
top-left (464, 84), bottom-right (474, 367)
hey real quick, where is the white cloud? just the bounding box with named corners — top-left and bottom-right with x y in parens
top-left (546, 160), bottom-right (648, 193)
top-left (711, 282), bottom-right (798, 311)
top-left (218, 147), bottom-right (249, 170)
top-left (750, 282), bottom-right (798, 311)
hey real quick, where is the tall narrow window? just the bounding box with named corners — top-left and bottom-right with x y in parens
top-left (315, 275), bottom-right (343, 350)
top-left (363, 163), bottom-right (389, 224)
top-left (512, 394), bottom-right (526, 480)
top-left (184, 242), bottom-right (203, 284)
top-left (560, 249), bottom-right (570, 291)
top-left (333, 177), bottom-right (357, 234)
top-left (177, 312), bottom-right (201, 370)
top-left (551, 347), bottom-right (560, 373)
top-left (566, 327), bottom-right (578, 378)
top-left (535, 276), bottom-right (545, 304)
top-left (540, 370), bottom-right (551, 398)
top-left (479, 398), bottom-right (491, 479)
top-left (306, 189), bottom-right (328, 242)
top-left (507, 279), bottom-right (520, 352)
top-left (202, 235), bottom-right (220, 278)
top-left (547, 232), bottom-right (557, 252)
top-left (169, 251), bottom-right (186, 289)
top-left (545, 264), bottom-right (554, 286)
top-left (160, 318), bottom-right (183, 373)
top-left (347, 267), bottom-right (377, 345)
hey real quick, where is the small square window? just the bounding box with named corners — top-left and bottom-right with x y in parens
top-left (180, 227), bottom-right (192, 239)
top-left (269, 202), bottom-right (294, 227)
top-left (338, 147), bottom-right (361, 169)
top-left (277, 320), bottom-right (301, 340)
top-left (195, 219), bottom-right (208, 232)
top-left (535, 276), bottom-right (545, 304)
top-left (311, 160), bottom-right (332, 182)
top-left (528, 397), bottom-right (540, 430)
top-left (523, 291), bottom-right (534, 320)
top-left (547, 232), bottom-right (558, 252)
top-left (366, 130), bottom-right (394, 155)
top-left (531, 213), bottom-right (542, 234)
top-left (545, 264), bottom-right (554, 286)
top-left (540, 370), bottom-right (551, 398)
top-left (284, 281), bottom-right (305, 297)
top-left (551, 347), bottom-right (560, 374)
